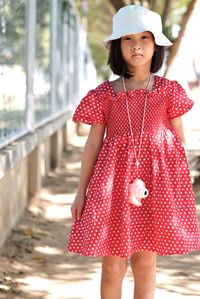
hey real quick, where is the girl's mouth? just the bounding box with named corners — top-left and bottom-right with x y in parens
top-left (132, 53), bottom-right (143, 57)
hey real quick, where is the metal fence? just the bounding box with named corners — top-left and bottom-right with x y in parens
top-left (0, 0), bottom-right (96, 149)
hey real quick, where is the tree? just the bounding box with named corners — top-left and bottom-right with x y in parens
top-left (108, 0), bottom-right (134, 11)
top-left (108, 0), bottom-right (170, 17)
top-left (164, 0), bottom-right (197, 76)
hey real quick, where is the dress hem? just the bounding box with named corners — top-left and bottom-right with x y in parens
top-left (67, 247), bottom-right (200, 258)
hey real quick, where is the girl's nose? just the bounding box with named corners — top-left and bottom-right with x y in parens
top-left (131, 43), bottom-right (141, 51)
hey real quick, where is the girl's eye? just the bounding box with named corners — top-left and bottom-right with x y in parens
top-left (123, 36), bottom-right (131, 40)
top-left (141, 35), bottom-right (149, 39)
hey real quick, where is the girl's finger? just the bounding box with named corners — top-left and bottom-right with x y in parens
top-left (71, 204), bottom-right (77, 221)
top-left (77, 205), bottom-right (83, 220)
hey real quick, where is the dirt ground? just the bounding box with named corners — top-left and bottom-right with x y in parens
top-left (0, 130), bottom-right (199, 299)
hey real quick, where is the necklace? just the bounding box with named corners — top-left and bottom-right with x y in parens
top-left (122, 74), bottom-right (152, 178)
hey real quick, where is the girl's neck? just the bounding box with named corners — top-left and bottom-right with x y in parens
top-left (123, 72), bottom-right (152, 90)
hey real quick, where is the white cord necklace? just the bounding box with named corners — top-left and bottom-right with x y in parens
top-left (122, 74), bottom-right (152, 178)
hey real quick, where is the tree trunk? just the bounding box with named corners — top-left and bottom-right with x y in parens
top-left (108, 0), bottom-right (126, 11)
top-left (108, 0), bottom-right (164, 12)
top-left (149, 0), bottom-right (157, 10)
top-left (108, 0), bottom-right (138, 11)
top-left (162, 0), bottom-right (172, 26)
top-left (165, 0), bottom-right (197, 76)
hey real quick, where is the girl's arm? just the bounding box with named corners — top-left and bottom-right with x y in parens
top-left (170, 116), bottom-right (186, 146)
top-left (71, 124), bottom-right (106, 220)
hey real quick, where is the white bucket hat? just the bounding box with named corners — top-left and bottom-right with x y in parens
top-left (104, 5), bottom-right (172, 48)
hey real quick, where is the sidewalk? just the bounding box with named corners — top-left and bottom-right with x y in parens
top-left (0, 131), bottom-right (199, 299)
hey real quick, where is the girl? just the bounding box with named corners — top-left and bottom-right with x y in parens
top-left (67, 5), bottom-right (200, 299)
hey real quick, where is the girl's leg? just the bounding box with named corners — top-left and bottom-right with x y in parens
top-left (131, 251), bottom-right (157, 299)
top-left (101, 256), bottom-right (128, 299)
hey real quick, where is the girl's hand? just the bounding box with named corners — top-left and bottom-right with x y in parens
top-left (71, 195), bottom-right (86, 221)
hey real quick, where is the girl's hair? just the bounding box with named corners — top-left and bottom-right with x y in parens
top-left (107, 38), bottom-right (165, 79)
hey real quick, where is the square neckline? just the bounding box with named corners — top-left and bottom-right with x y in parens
top-left (107, 74), bottom-right (157, 97)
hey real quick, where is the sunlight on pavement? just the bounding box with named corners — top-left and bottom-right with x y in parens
top-left (38, 190), bottom-right (75, 220)
top-left (0, 284), bottom-right (9, 293)
top-left (40, 191), bottom-right (75, 205)
top-left (17, 276), bottom-right (52, 291)
top-left (44, 204), bottom-right (68, 220)
top-left (64, 269), bottom-right (200, 299)
top-left (40, 192), bottom-right (70, 204)
top-left (16, 268), bottom-right (103, 299)
top-left (16, 276), bottom-right (73, 299)
top-left (67, 161), bottom-right (81, 170)
top-left (35, 245), bottom-right (63, 255)
top-left (66, 194), bottom-right (76, 203)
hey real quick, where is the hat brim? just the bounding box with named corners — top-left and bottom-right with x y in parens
top-left (103, 31), bottom-right (172, 49)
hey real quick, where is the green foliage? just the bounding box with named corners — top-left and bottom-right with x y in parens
top-left (0, 0), bottom-right (25, 65)
top-left (62, 0), bottom-right (71, 11)
top-left (0, 0), bottom-right (52, 72)
top-left (35, 1), bottom-right (51, 73)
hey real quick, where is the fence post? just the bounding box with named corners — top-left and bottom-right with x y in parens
top-left (25, 0), bottom-right (36, 131)
top-left (50, 0), bottom-right (58, 115)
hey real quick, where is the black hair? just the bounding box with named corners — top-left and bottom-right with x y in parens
top-left (107, 38), bottom-right (165, 79)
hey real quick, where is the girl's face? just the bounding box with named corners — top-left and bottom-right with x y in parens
top-left (120, 31), bottom-right (156, 71)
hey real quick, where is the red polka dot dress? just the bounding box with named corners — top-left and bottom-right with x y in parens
top-left (67, 75), bottom-right (200, 257)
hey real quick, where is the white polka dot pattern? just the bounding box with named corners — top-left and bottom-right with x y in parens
top-left (67, 75), bottom-right (200, 257)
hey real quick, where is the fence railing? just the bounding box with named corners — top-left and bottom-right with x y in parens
top-left (0, 0), bottom-right (96, 149)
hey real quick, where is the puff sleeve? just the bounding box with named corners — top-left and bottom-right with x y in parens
top-left (167, 81), bottom-right (194, 119)
top-left (72, 90), bottom-right (106, 125)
